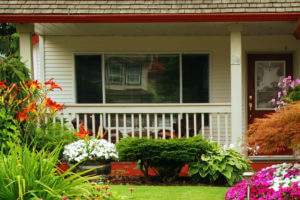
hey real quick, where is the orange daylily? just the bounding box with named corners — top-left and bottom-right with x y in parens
top-left (16, 110), bottom-right (29, 122)
top-left (26, 80), bottom-right (41, 90)
top-left (25, 102), bottom-right (37, 113)
top-left (75, 123), bottom-right (90, 139)
top-left (45, 79), bottom-right (62, 91)
top-left (44, 98), bottom-right (64, 111)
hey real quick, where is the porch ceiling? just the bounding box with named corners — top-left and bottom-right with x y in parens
top-left (35, 21), bottom-right (296, 36)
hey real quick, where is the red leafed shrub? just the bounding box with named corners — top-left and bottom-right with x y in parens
top-left (247, 101), bottom-right (300, 155)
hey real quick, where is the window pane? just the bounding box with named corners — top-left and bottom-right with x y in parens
top-left (182, 54), bottom-right (209, 103)
top-left (105, 54), bottom-right (180, 103)
top-left (75, 55), bottom-right (102, 103)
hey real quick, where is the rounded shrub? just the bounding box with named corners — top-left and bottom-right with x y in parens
top-left (116, 136), bottom-right (212, 181)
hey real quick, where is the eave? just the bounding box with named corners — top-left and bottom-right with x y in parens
top-left (0, 12), bottom-right (300, 23)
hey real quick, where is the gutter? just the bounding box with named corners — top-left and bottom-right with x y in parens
top-left (0, 13), bottom-right (300, 23)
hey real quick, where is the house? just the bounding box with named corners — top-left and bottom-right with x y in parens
top-left (1, 1), bottom-right (300, 155)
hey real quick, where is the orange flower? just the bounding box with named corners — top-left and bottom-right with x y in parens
top-left (26, 80), bottom-right (41, 90)
top-left (45, 79), bottom-right (62, 91)
top-left (75, 123), bottom-right (90, 139)
top-left (16, 110), bottom-right (29, 122)
top-left (25, 102), bottom-right (37, 113)
top-left (0, 81), bottom-right (6, 89)
top-left (44, 98), bottom-right (64, 111)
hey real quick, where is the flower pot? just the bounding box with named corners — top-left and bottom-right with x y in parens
top-left (77, 160), bottom-right (111, 176)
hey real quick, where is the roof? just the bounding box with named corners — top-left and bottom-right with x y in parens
top-left (0, 0), bottom-right (300, 23)
top-left (1, 0), bottom-right (300, 14)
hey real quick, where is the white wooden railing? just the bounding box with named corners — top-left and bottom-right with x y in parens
top-left (57, 103), bottom-right (231, 145)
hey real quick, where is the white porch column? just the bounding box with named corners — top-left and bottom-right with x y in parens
top-left (230, 27), bottom-right (243, 150)
top-left (16, 24), bottom-right (34, 76)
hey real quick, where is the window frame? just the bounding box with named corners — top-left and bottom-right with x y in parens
top-left (73, 52), bottom-right (211, 104)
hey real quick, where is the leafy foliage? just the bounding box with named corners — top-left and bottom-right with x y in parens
top-left (0, 145), bottom-right (114, 200)
top-left (189, 143), bottom-right (250, 186)
top-left (247, 101), bottom-right (300, 154)
top-left (117, 136), bottom-right (211, 181)
top-left (0, 56), bottom-right (30, 84)
top-left (0, 23), bottom-right (19, 57)
top-left (31, 122), bottom-right (76, 152)
top-left (0, 107), bottom-right (20, 152)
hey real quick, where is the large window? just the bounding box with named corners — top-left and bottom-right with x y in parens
top-left (75, 54), bottom-right (209, 104)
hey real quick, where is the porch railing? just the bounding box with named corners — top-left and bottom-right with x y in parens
top-left (57, 103), bottom-right (231, 146)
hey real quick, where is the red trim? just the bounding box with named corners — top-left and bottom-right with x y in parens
top-left (294, 20), bottom-right (300, 39)
top-left (0, 13), bottom-right (300, 23)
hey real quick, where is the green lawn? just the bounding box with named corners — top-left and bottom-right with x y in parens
top-left (111, 185), bottom-right (227, 200)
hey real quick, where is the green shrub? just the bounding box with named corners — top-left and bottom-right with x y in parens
top-left (0, 107), bottom-right (20, 152)
top-left (30, 122), bottom-right (76, 152)
top-left (189, 143), bottom-right (250, 186)
top-left (0, 56), bottom-right (30, 83)
top-left (0, 145), bottom-right (116, 200)
top-left (117, 136), bottom-right (212, 181)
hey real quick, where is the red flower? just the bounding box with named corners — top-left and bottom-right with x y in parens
top-left (16, 110), bottom-right (29, 122)
top-left (44, 98), bottom-right (64, 111)
top-left (26, 80), bottom-right (41, 90)
top-left (75, 123), bottom-right (90, 139)
top-left (0, 81), bottom-right (6, 89)
top-left (45, 79), bottom-right (62, 91)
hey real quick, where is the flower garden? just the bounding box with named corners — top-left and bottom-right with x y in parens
top-left (0, 55), bottom-right (300, 199)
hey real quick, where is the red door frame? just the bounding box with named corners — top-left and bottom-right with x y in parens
top-left (247, 54), bottom-right (293, 124)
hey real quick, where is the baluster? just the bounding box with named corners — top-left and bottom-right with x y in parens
top-left (53, 116), bottom-right (56, 123)
top-left (162, 114), bottom-right (166, 139)
top-left (92, 114), bottom-right (96, 137)
top-left (123, 114), bottom-right (127, 138)
top-left (99, 114), bottom-right (103, 138)
top-left (154, 114), bottom-right (158, 139)
top-left (217, 114), bottom-right (221, 144)
top-left (178, 114), bottom-right (181, 138)
top-left (108, 114), bottom-right (111, 143)
top-left (185, 113), bottom-right (189, 138)
top-left (193, 113), bottom-right (197, 136)
top-left (201, 113), bottom-right (205, 137)
top-left (139, 114), bottom-right (142, 138)
top-left (84, 114), bottom-right (88, 130)
top-left (146, 114), bottom-right (150, 139)
top-left (115, 114), bottom-right (119, 142)
top-left (131, 114), bottom-right (134, 138)
top-left (225, 114), bottom-right (229, 147)
top-left (209, 114), bottom-right (213, 141)
top-left (76, 114), bottom-right (80, 131)
top-left (170, 114), bottom-right (174, 139)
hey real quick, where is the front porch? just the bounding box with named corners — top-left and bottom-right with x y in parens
top-left (17, 21), bottom-right (300, 148)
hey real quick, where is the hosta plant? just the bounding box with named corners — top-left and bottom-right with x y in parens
top-left (63, 138), bottom-right (118, 164)
top-left (226, 163), bottom-right (300, 200)
top-left (189, 143), bottom-right (250, 185)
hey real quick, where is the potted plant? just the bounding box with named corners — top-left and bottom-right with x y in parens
top-left (63, 137), bottom-right (118, 175)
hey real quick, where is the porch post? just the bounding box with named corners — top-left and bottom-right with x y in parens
top-left (16, 24), bottom-right (34, 76)
top-left (230, 26), bottom-right (243, 150)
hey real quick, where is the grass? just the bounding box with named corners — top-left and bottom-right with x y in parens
top-left (111, 185), bottom-right (228, 200)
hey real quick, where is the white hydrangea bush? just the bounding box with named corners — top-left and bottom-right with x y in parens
top-left (63, 138), bottom-right (118, 163)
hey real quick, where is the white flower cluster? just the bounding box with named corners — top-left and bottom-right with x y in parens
top-left (268, 163), bottom-right (300, 191)
top-left (63, 138), bottom-right (118, 163)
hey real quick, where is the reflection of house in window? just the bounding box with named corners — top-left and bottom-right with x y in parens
top-left (107, 62), bottom-right (124, 85)
top-left (126, 64), bottom-right (141, 85)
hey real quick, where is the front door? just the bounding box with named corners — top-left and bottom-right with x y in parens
top-left (247, 54), bottom-right (293, 124)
